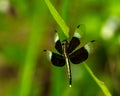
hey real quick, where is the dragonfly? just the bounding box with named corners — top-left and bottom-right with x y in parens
top-left (44, 25), bottom-right (95, 87)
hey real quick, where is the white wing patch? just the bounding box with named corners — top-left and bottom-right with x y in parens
top-left (84, 40), bottom-right (95, 54)
top-left (54, 33), bottom-right (59, 43)
top-left (48, 50), bottom-right (52, 60)
top-left (44, 50), bottom-right (52, 60)
top-left (74, 31), bottom-right (81, 39)
top-left (84, 44), bottom-right (90, 54)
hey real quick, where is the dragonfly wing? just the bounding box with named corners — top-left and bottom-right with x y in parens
top-left (55, 40), bottom-right (63, 54)
top-left (84, 40), bottom-right (96, 54)
top-left (69, 47), bottom-right (88, 64)
top-left (54, 33), bottom-right (63, 54)
top-left (51, 52), bottom-right (65, 67)
top-left (67, 37), bottom-right (80, 53)
top-left (75, 24), bottom-right (86, 39)
top-left (67, 24), bottom-right (86, 54)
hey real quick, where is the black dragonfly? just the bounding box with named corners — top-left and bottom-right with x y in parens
top-left (44, 25), bottom-right (95, 87)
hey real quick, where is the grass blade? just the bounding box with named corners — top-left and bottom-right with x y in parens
top-left (44, 0), bottom-right (69, 38)
top-left (18, 1), bottom-right (45, 96)
top-left (84, 63), bottom-right (112, 96)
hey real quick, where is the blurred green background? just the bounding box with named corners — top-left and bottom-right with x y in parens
top-left (0, 0), bottom-right (120, 96)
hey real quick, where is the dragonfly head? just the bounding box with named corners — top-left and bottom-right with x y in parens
top-left (61, 40), bottom-right (68, 46)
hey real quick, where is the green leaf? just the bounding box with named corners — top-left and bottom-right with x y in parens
top-left (45, 0), bottom-right (69, 39)
top-left (84, 63), bottom-right (112, 96)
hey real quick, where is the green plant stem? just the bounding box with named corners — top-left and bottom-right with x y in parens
top-left (84, 63), bottom-right (112, 96)
top-left (19, 19), bottom-right (42, 96)
top-left (18, 1), bottom-right (45, 96)
top-left (45, 0), bottom-right (69, 39)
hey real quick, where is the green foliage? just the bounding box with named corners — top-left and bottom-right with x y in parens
top-left (0, 0), bottom-right (120, 96)
top-left (84, 63), bottom-right (111, 96)
top-left (45, 0), bottom-right (112, 96)
top-left (45, 0), bottom-right (69, 40)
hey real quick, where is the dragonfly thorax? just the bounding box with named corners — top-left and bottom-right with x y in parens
top-left (61, 40), bottom-right (69, 54)
top-left (61, 40), bottom-right (68, 46)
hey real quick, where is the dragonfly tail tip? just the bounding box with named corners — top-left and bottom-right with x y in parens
top-left (69, 85), bottom-right (72, 87)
